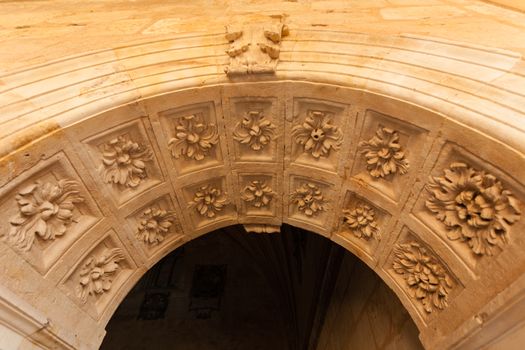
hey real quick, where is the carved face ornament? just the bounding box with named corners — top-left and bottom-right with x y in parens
top-left (292, 110), bottom-right (343, 159)
top-left (342, 203), bottom-right (380, 240)
top-left (241, 180), bottom-right (275, 208)
top-left (426, 162), bottom-right (520, 256)
top-left (102, 135), bottom-right (152, 188)
top-left (233, 111), bottom-right (276, 151)
top-left (291, 183), bottom-right (326, 216)
top-left (193, 185), bottom-right (229, 218)
top-left (169, 114), bottom-right (219, 161)
top-left (393, 242), bottom-right (452, 313)
top-left (359, 127), bottom-right (409, 178)
top-left (8, 180), bottom-right (84, 251)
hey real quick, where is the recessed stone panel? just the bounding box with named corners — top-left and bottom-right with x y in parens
top-left (82, 118), bottom-right (164, 207)
top-left (0, 152), bottom-right (101, 275)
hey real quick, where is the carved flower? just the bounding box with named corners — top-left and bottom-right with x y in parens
top-left (8, 180), bottom-right (84, 251)
top-left (169, 114), bottom-right (219, 161)
top-left (426, 162), bottom-right (521, 256)
top-left (102, 135), bottom-right (153, 188)
top-left (393, 241), bottom-right (452, 313)
top-left (342, 203), bottom-right (381, 240)
top-left (77, 248), bottom-right (125, 303)
top-left (233, 110), bottom-right (276, 151)
top-left (136, 208), bottom-right (176, 245)
top-left (292, 110), bottom-right (343, 159)
top-left (291, 183), bottom-right (326, 216)
top-left (241, 180), bottom-right (275, 208)
top-left (192, 185), bottom-right (229, 218)
top-left (359, 127), bottom-right (409, 178)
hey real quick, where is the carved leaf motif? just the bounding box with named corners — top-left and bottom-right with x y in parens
top-left (168, 114), bottom-right (219, 161)
top-left (7, 179), bottom-right (84, 251)
top-left (359, 127), bottom-right (409, 178)
top-left (241, 180), bottom-right (275, 208)
top-left (425, 162), bottom-right (521, 256)
top-left (192, 185), bottom-right (229, 218)
top-left (102, 135), bottom-right (153, 188)
top-left (233, 111), bottom-right (276, 151)
top-left (292, 110), bottom-right (343, 159)
top-left (342, 203), bottom-right (381, 240)
top-left (76, 248), bottom-right (125, 303)
top-left (224, 23), bottom-right (288, 76)
top-left (291, 183), bottom-right (326, 216)
top-left (393, 241), bottom-right (452, 313)
top-left (136, 208), bottom-right (176, 245)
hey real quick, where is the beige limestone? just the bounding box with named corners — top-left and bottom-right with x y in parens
top-left (1, 0), bottom-right (525, 349)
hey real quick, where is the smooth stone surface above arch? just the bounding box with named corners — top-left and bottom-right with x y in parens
top-left (1, 20), bottom-right (525, 350)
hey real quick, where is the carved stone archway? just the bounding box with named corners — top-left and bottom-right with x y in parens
top-left (1, 18), bottom-right (525, 350)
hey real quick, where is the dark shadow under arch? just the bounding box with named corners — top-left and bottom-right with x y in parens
top-left (101, 224), bottom-right (422, 350)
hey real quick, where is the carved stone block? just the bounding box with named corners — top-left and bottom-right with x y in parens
top-left (0, 152), bottom-right (101, 274)
top-left (237, 173), bottom-right (278, 219)
top-left (61, 232), bottom-right (135, 319)
top-left (288, 98), bottom-right (349, 174)
top-left (126, 194), bottom-right (183, 260)
top-left (335, 191), bottom-right (391, 261)
top-left (351, 110), bottom-right (428, 202)
top-left (412, 143), bottom-right (523, 270)
top-left (180, 177), bottom-right (235, 230)
top-left (158, 102), bottom-right (225, 176)
top-left (224, 23), bottom-right (288, 76)
top-left (82, 118), bottom-right (163, 207)
top-left (228, 97), bottom-right (280, 163)
top-left (286, 174), bottom-right (335, 234)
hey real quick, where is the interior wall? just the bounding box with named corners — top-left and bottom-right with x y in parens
top-left (316, 254), bottom-right (423, 350)
top-left (101, 228), bottom-right (289, 350)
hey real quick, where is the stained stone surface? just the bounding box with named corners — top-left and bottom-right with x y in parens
top-left (1, 1), bottom-right (525, 350)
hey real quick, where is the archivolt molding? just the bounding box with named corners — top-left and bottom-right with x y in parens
top-left (0, 27), bottom-right (524, 350)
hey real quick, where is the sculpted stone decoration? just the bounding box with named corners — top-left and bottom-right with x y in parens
top-left (7, 180), bottom-right (84, 251)
top-left (393, 241), bottom-right (452, 313)
top-left (77, 248), bottom-right (125, 303)
top-left (342, 203), bottom-right (381, 241)
top-left (292, 110), bottom-right (343, 159)
top-left (291, 183), bottom-right (326, 216)
top-left (243, 224), bottom-right (281, 234)
top-left (224, 23), bottom-right (289, 75)
top-left (359, 127), bottom-right (409, 178)
top-left (102, 135), bottom-right (153, 188)
top-left (192, 185), bottom-right (229, 218)
top-left (168, 114), bottom-right (219, 161)
top-left (241, 180), bottom-right (275, 208)
top-left (426, 162), bottom-right (521, 256)
top-left (136, 208), bottom-right (176, 245)
top-left (233, 110), bottom-right (276, 151)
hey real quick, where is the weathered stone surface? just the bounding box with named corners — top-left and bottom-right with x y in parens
top-left (1, 1), bottom-right (525, 349)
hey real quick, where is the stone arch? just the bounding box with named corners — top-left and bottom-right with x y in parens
top-left (0, 27), bottom-right (524, 350)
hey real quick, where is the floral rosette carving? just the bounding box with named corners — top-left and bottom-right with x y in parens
top-left (291, 183), bottom-right (326, 216)
top-left (77, 248), bottom-right (125, 303)
top-left (393, 241), bottom-right (452, 313)
top-left (241, 180), bottom-right (275, 208)
top-left (342, 203), bottom-right (381, 240)
top-left (426, 162), bottom-right (521, 256)
top-left (169, 114), bottom-right (219, 161)
top-left (233, 110), bottom-right (276, 151)
top-left (292, 110), bottom-right (343, 159)
top-left (7, 179), bottom-right (84, 251)
top-left (192, 185), bottom-right (229, 218)
top-left (359, 127), bottom-right (409, 178)
top-left (136, 208), bottom-right (176, 245)
top-left (102, 135), bottom-right (153, 188)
